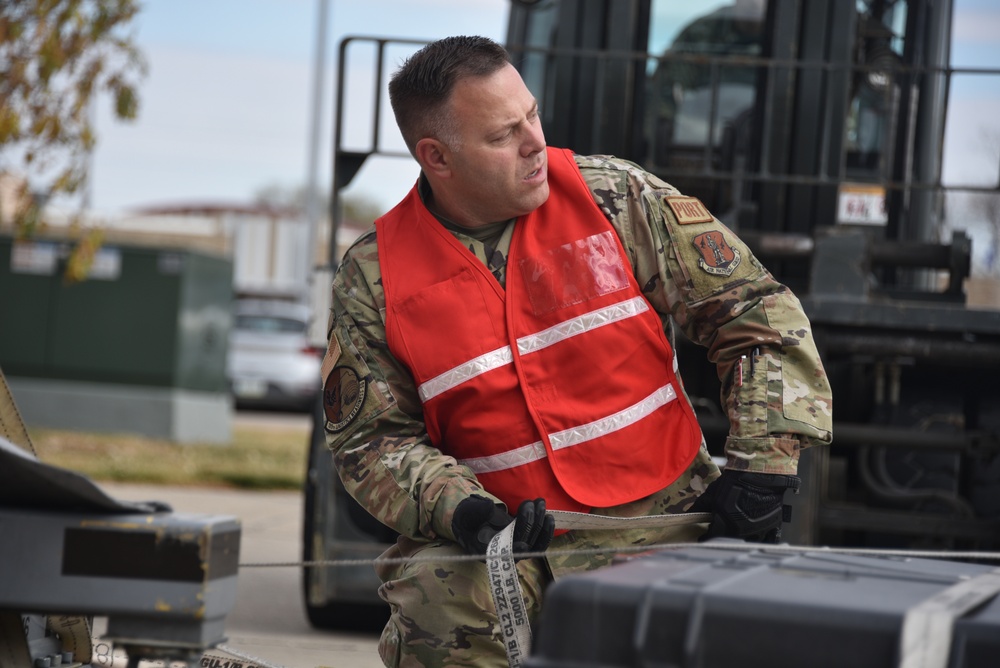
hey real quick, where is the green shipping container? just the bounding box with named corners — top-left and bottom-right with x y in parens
top-left (0, 234), bottom-right (234, 442)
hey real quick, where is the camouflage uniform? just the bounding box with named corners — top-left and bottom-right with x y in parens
top-left (322, 154), bottom-right (833, 667)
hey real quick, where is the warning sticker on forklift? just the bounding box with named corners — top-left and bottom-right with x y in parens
top-left (837, 184), bottom-right (888, 225)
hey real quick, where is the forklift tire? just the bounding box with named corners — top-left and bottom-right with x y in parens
top-left (301, 396), bottom-right (390, 632)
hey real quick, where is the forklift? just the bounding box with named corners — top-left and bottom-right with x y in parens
top-left (303, 0), bottom-right (1000, 629)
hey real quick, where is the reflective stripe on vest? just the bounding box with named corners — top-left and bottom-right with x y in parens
top-left (459, 383), bottom-right (677, 474)
top-left (418, 296), bottom-right (650, 402)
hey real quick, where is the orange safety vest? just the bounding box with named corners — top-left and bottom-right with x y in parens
top-left (377, 147), bottom-right (702, 514)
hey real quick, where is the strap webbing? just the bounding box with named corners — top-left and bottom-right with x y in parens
top-left (899, 567), bottom-right (1000, 668)
top-left (487, 509), bottom-right (712, 668)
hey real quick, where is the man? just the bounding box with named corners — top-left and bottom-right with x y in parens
top-left (322, 35), bottom-right (832, 668)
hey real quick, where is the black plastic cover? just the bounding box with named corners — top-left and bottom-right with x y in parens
top-left (527, 542), bottom-right (1000, 668)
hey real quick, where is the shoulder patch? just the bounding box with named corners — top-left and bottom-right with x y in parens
top-left (666, 196), bottom-right (714, 224)
top-left (323, 365), bottom-right (367, 433)
top-left (692, 230), bottom-right (742, 277)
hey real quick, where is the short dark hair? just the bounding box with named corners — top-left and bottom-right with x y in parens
top-left (389, 36), bottom-right (511, 156)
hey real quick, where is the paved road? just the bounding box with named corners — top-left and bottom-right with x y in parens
top-left (102, 482), bottom-right (384, 668)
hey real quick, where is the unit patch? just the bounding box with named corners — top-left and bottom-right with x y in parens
top-left (323, 366), bottom-right (367, 433)
top-left (692, 230), bottom-right (742, 276)
top-left (666, 196), bottom-right (714, 224)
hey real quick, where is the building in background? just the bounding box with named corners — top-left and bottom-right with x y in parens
top-left (0, 194), bottom-right (366, 441)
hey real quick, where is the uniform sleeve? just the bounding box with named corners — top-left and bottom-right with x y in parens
top-left (579, 155), bottom-right (833, 475)
top-left (322, 231), bottom-right (497, 542)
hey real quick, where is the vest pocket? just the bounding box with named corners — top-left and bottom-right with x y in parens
top-left (517, 231), bottom-right (629, 316)
top-left (393, 268), bottom-right (502, 366)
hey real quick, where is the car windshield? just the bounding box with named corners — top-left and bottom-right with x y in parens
top-left (235, 315), bottom-right (307, 334)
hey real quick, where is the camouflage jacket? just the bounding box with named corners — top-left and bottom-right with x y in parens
top-left (322, 153), bottom-right (833, 544)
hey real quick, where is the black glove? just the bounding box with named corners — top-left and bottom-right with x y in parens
top-left (451, 495), bottom-right (555, 557)
top-left (689, 469), bottom-right (800, 543)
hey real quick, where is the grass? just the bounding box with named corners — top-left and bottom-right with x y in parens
top-left (27, 422), bottom-right (311, 490)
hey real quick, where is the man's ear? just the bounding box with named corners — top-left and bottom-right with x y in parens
top-left (415, 138), bottom-right (451, 178)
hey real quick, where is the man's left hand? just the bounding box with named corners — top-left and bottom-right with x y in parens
top-left (689, 469), bottom-right (800, 543)
top-left (452, 495), bottom-right (555, 557)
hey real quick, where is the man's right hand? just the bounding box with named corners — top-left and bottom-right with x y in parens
top-left (689, 469), bottom-right (800, 543)
top-left (451, 495), bottom-right (555, 556)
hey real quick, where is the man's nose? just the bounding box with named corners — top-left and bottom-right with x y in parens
top-left (521, 121), bottom-right (546, 156)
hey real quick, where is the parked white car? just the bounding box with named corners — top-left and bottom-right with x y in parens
top-left (227, 299), bottom-right (322, 412)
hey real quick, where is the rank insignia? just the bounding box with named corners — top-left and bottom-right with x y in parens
top-left (693, 230), bottom-right (742, 276)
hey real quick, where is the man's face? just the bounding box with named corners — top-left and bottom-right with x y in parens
top-left (436, 63), bottom-right (549, 227)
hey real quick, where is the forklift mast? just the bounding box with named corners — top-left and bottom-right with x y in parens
top-left (507, 0), bottom-right (958, 288)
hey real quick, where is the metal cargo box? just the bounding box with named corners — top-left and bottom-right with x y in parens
top-left (526, 543), bottom-right (1000, 668)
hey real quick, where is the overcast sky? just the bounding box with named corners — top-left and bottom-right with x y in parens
top-left (87, 0), bottom-right (507, 216)
top-left (84, 0), bottom-right (1000, 220)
